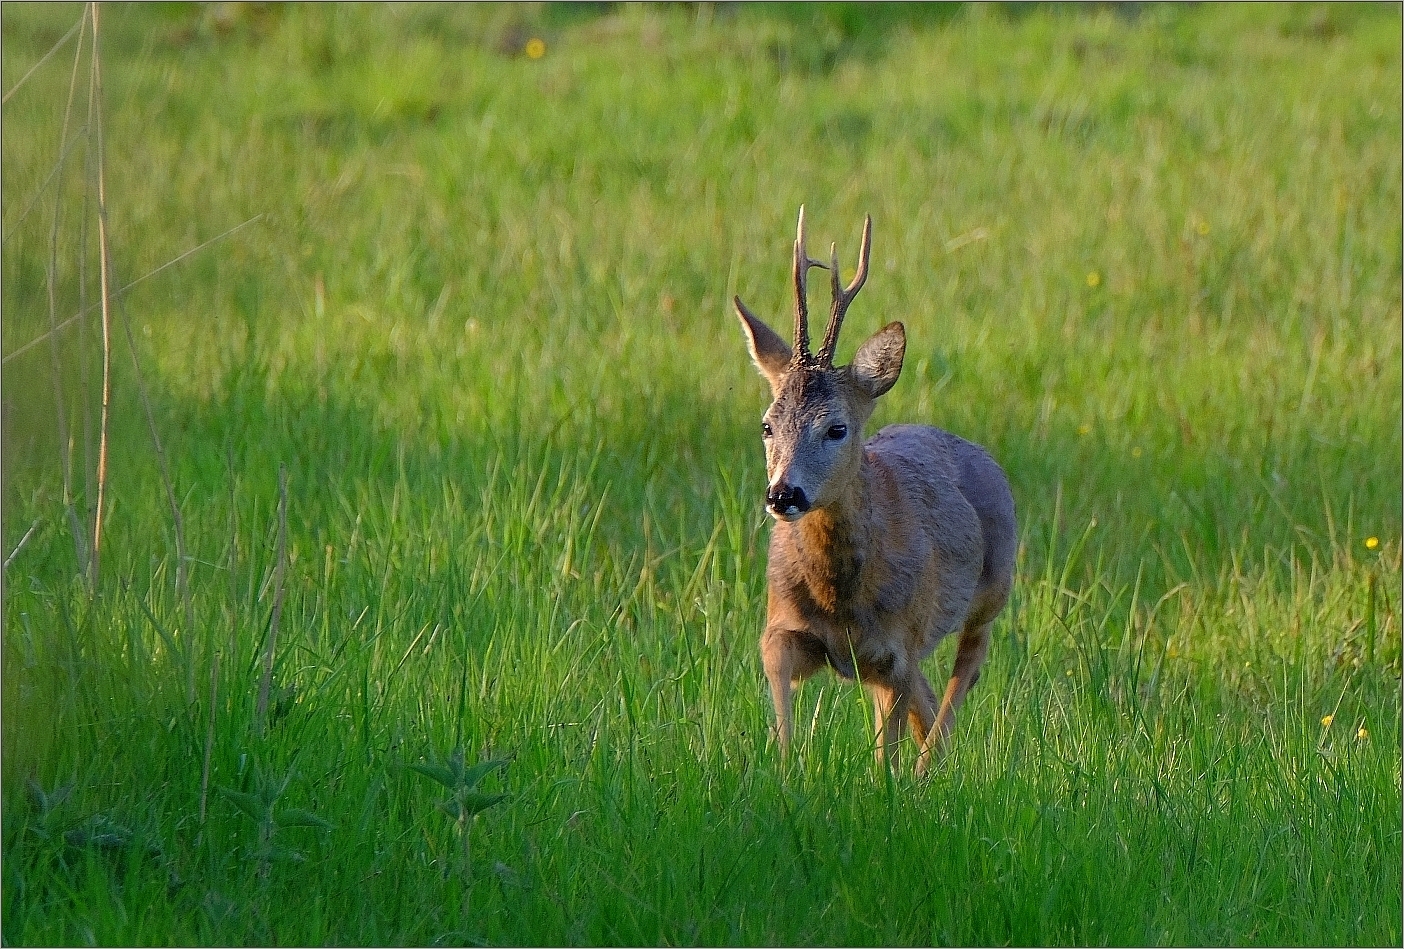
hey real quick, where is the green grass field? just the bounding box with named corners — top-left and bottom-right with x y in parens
top-left (3, 3), bottom-right (1401, 944)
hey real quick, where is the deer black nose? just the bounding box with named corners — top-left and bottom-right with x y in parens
top-left (766, 483), bottom-right (810, 516)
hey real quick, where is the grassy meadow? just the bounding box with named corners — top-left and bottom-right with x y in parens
top-left (2, 2), bottom-right (1401, 944)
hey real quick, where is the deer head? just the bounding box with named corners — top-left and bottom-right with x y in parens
top-left (734, 208), bottom-right (906, 520)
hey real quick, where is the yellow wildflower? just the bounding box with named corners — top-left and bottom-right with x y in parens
top-left (1321, 714), bottom-right (1334, 727)
top-left (1365, 536), bottom-right (1379, 550)
top-left (1357, 726), bottom-right (1369, 740)
top-left (1131, 446), bottom-right (1143, 458)
top-left (1078, 423), bottom-right (1091, 436)
top-left (525, 37), bottom-right (546, 59)
top-left (1195, 219), bottom-right (1210, 236)
top-left (1086, 270), bottom-right (1101, 288)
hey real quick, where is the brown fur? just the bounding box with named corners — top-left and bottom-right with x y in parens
top-left (734, 210), bottom-right (1017, 774)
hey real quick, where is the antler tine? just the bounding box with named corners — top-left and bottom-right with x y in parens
top-left (819, 214), bottom-right (872, 366)
top-left (791, 204), bottom-right (829, 365)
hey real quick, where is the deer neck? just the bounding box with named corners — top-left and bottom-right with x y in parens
top-left (787, 457), bottom-right (871, 615)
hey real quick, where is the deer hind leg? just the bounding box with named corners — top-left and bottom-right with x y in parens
top-left (761, 628), bottom-right (827, 761)
top-left (868, 683), bottom-right (910, 769)
top-left (908, 672), bottom-right (939, 776)
top-left (921, 619), bottom-right (993, 766)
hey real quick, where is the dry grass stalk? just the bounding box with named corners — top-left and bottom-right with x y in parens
top-left (1, 15), bottom-right (82, 106)
top-left (5, 214), bottom-right (265, 367)
top-left (4, 520), bottom-right (42, 572)
top-left (48, 7), bottom-right (91, 574)
top-left (89, 0), bottom-right (113, 589)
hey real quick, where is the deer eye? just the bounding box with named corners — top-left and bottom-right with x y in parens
top-left (826, 424), bottom-right (848, 441)
top-left (761, 422), bottom-right (773, 439)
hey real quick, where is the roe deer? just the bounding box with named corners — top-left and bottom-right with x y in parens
top-left (733, 207), bottom-right (1016, 775)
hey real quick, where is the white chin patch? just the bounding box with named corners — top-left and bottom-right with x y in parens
top-left (769, 507), bottom-right (805, 522)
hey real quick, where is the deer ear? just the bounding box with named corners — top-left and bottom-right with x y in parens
top-left (849, 321), bottom-right (905, 399)
top-left (734, 297), bottom-right (792, 394)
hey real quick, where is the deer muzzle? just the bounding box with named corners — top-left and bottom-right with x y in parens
top-left (766, 482), bottom-right (810, 519)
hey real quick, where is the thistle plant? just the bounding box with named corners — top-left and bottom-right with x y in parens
top-left (408, 747), bottom-right (509, 881)
top-left (218, 765), bottom-right (331, 877)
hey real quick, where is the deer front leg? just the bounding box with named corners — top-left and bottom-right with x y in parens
top-left (868, 683), bottom-right (910, 769)
top-left (761, 627), bottom-right (825, 761)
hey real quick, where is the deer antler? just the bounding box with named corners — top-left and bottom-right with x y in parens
top-left (792, 205), bottom-right (829, 367)
top-left (818, 214), bottom-right (872, 368)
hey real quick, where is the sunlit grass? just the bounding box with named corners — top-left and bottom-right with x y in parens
top-left (3, 3), bottom-right (1400, 945)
